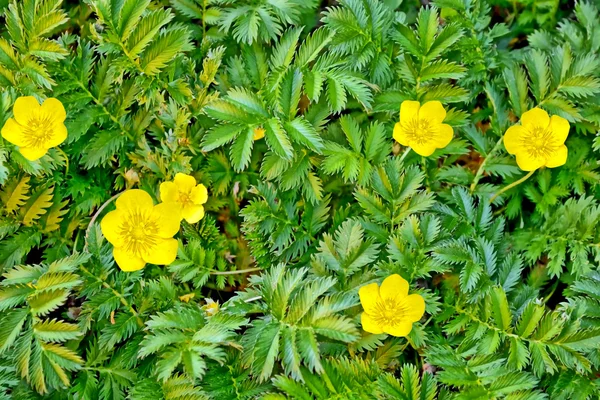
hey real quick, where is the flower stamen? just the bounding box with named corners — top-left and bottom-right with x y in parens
top-left (372, 298), bottom-right (407, 326)
top-left (119, 210), bottom-right (160, 256)
top-left (22, 116), bottom-right (55, 148)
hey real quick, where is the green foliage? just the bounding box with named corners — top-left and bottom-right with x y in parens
top-left (238, 264), bottom-right (359, 382)
top-left (1, 0), bottom-right (600, 399)
top-left (139, 305), bottom-right (247, 381)
top-left (515, 196), bottom-right (600, 278)
top-left (0, 253), bottom-right (89, 394)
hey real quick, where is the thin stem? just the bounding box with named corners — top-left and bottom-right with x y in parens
top-left (220, 295), bottom-right (262, 312)
top-left (470, 136), bottom-right (503, 193)
top-left (489, 170), bottom-right (535, 203)
top-left (543, 280), bottom-right (560, 303)
top-left (243, 296), bottom-right (262, 303)
top-left (210, 267), bottom-right (262, 276)
top-left (79, 265), bottom-right (144, 327)
top-left (55, 147), bottom-right (69, 175)
top-left (398, 147), bottom-right (411, 163)
top-left (84, 192), bottom-right (121, 252)
top-left (421, 157), bottom-right (430, 191)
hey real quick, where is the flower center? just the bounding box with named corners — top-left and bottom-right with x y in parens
top-left (525, 126), bottom-right (557, 159)
top-left (131, 226), bottom-right (147, 239)
top-left (23, 117), bottom-right (54, 148)
top-left (402, 118), bottom-right (434, 144)
top-left (178, 191), bottom-right (192, 205)
top-left (371, 298), bottom-right (407, 327)
top-left (119, 211), bottom-right (160, 256)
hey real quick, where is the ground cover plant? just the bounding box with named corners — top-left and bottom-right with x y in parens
top-left (1, 0), bottom-right (600, 398)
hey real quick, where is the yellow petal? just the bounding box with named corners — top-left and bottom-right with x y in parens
top-left (400, 100), bottom-right (420, 123)
top-left (503, 125), bottom-right (526, 155)
top-left (142, 238), bottom-right (178, 265)
top-left (402, 294), bottom-right (426, 322)
top-left (432, 123), bottom-right (453, 148)
top-left (410, 141), bottom-right (436, 157)
top-left (116, 189), bottom-right (154, 212)
top-left (19, 146), bottom-right (47, 161)
top-left (549, 115), bottom-right (570, 144)
top-left (358, 282), bottom-right (380, 313)
top-left (160, 181), bottom-right (179, 203)
top-left (173, 173), bottom-right (196, 191)
top-left (182, 204), bottom-right (205, 224)
top-left (46, 123), bottom-right (67, 148)
top-left (100, 209), bottom-right (125, 247)
top-left (1, 118), bottom-right (25, 146)
top-left (113, 247), bottom-right (146, 272)
top-left (380, 274), bottom-right (409, 301)
top-left (361, 313), bottom-right (383, 334)
top-left (41, 98), bottom-right (66, 124)
top-left (383, 321), bottom-right (413, 337)
top-left (419, 101), bottom-right (446, 124)
top-left (520, 108), bottom-right (549, 130)
top-left (152, 202), bottom-right (182, 237)
top-left (515, 154), bottom-right (544, 172)
top-left (190, 184), bottom-right (208, 204)
top-left (393, 122), bottom-right (410, 146)
top-left (13, 96), bottom-right (41, 125)
top-left (253, 127), bottom-right (265, 140)
top-left (545, 145), bottom-right (568, 168)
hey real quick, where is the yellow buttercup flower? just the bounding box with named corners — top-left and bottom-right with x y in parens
top-left (253, 127), bottom-right (265, 141)
top-left (101, 189), bottom-right (181, 272)
top-left (1, 96), bottom-right (67, 161)
top-left (160, 173), bottom-right (208, 224)
top-left (393, 100), bottom-right (453, 156)
top-left (358, 274), bottom-right (425, 337)
top-left (179, 293), bottom-right (196, 303)
top-left (504, 108), bottom-right (569, 171)
top-left (202, 298), bottom-right (220, 316)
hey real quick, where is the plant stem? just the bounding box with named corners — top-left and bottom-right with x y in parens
top-left (421, 157), bottom-right (430, 190)
top-left (489, 170), bottom-right (535, 203)
top-left (470, 136), bottom-right (503, 193)
top-left (56, 147), bottom-right (69, 175)
top-left (84, 192), bottom-right (121, 252)
top-left (543, 280), bottom-right (560, 303)
top-left (243, 296), bottom-right (262, 303)
top-left (220, 295), bottom-right (262, 312)
top-left (210, 267), bottom-right (262, 275)
top-left (398, 147), bottom-right (411, 163)
top-left (79, 264), bottom-right (144, 327)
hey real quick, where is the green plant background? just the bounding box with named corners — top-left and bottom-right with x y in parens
top-left (1, 0), bottom-right (600, 399)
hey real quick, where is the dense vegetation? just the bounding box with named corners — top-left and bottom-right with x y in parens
top-left (1, 0), bottom-right (600, 399)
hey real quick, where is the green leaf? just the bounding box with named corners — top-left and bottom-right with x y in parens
top-left (265, 118), bottom-right (293, 160)
top-left (0, 308), bottom-right (28, 353)
top-left (202, 124), bottom-right (245, 152)
top-left (230, 127), bottom-right (254, 172)
top-left (33, 320), bottom-right (80, 343)
top-left (279, 68), bottom-right (302, 120)
top-left (140, 26), bottom-right (192, 75)
top-left (284, 117), bottom-right (324, 153)
top-left (504, 64), bottom-right (529, 117)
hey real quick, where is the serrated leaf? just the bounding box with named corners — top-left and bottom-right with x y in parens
top-left (1, 176), bottom-right (30, 214)
top-left (265, 118), bottom-right (293, 160)
top-left (22, 186), bottom-right (54, 227)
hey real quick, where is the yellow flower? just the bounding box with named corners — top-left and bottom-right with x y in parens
top-left (358, 274), bottom-right (425, 337)
top-left (253, 127), bottom-right (265, 141)
top-left (160, 173), bottom-right (208, 224)
top-left (100, 189), bottom-right (181, 272)
top-left (179, 293), bottom-right (195, 303)
top-left (1, 96), bottom-right (67, 161)
top-left (504, 108), bottom-right (569, 171)
top-left (202, 298), bottom-right (220, 316)
top-left (393, 100), bottom-right (453, 156)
